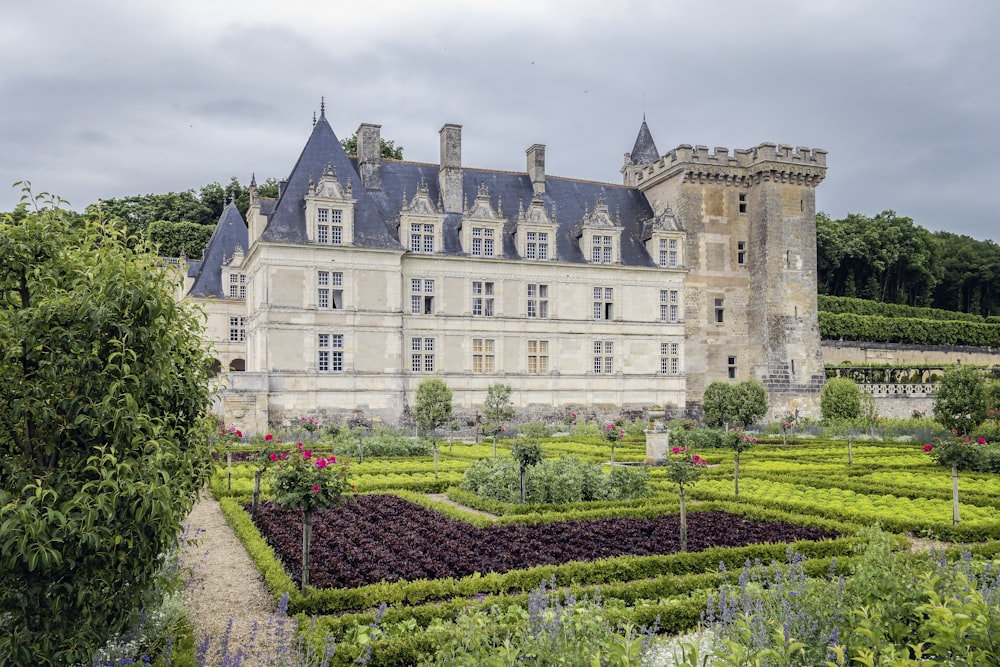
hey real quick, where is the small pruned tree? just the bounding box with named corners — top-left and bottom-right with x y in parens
top-left (664, 452), bottom-right (708, 552)
top-left (483, 383), bottom-right (515, 458)
top-left (413, 377), bottom-right (454, 478)
top-left (821, 377), bottom-right (863, 421)
top-left (933, 366), bottom-right (988, 434)
top-left (511, 439), bottom-right (543, 504)
top-left (703, 380), bottom-right (768, 430)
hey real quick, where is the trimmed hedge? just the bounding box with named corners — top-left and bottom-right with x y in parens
top-left (819, 311), bottom-right (1000, 347)
top-left (818, 295), bottom-right (986, 323)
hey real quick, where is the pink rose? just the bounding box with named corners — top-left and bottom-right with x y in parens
top-left (303, 450), bottom-right (311, 459)
top-left (312, 485), bottom-right (320, 493)
top-left (671, 447), bottom-right (681, 454)
top-left (977, 437), bottom-right (987, 445)
top-left (265, 434), bottom-right (274, 442)
top-left (269, 452), bottom-right (278, 461)
top-left (235, 430), bottom-right (243, 439)
top-left (922, 444), bottom-right (934, 452)
top-left (315, 458), bottom-right (327, 468)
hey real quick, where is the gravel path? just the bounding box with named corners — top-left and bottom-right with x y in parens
top-left (180, 493), bottom-right (280, 665)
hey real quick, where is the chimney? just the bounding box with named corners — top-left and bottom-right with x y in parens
top-left (526, 144), bottom-right (545, 195)
top-left (438, 123), bottom-right (463, 213)
top-left (356, 123), bottom-right (382, 191)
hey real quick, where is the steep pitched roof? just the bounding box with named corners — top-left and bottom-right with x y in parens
top-left (188, 201), bottom-right (248, 298)
top-left (629, 119), bottom-right (660, 165)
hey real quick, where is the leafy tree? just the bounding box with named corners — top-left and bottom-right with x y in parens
top-left (820, 377), bottom-right (863, 421)
top-left (146, 219), bottom-right (215, 258)
top-left (0, 187), bottom-right (214, 665)
top-left (483, 383), bottom-right (515, 457)
top-left (702, 380), bottom-right (767, 430)
top-left (933, 366), bottom-right (988, 433)
top-left (340, 134), bottom-right (404, 160)
top-left (413, 377), bottom-right (453, 478)
top-left (510, 439), bottom-right (543, 504)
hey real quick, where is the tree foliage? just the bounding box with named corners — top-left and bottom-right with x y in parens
top-left (0, 187), bottom-right (214, 665)
top-left (702, 380), bottom-right (768, 429)
top-left (483, 383), bottom-right (515, 427)
top-left (817, 210), bottom-right (1000, 317)
top-left (340, 134), bottom-right (404, 160)
top-left (412, 377), bottom-right (453, 442)
top-left (820, 377), bottom-right (864, 421)
top-left (146, 219), bottom-right (214, 258)
top-left (933, 366), bottom-right (988, 432)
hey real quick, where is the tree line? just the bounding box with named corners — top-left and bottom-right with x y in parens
top-left (817, 210), bottom-right (999, 318)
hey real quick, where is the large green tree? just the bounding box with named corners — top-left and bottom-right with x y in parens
top-left (340, 134), bottom-right (404, 160)
top-left (933, 366), bottom-right (988, 433)
top-left (702, 380), bottom-right (768, 430)
top-left (0, 187), bottom-right (214, 665)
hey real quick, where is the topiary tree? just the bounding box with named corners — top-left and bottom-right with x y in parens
top-left (0, 187), bottom-right (215, 665)
top-left (703, 380), bottom-right (767, 430)
top-left (483, 382), bottom-right (515, 458)
top-left (821, 377), bottom-right (863, 421)
top-left (413, 377), bottom-right (453, 478)
top-left (933, 366), bottom-right (988, 434)
top-left (510, 439), bottom-right (543, 504)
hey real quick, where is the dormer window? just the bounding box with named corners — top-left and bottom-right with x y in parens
top-left (578, 197), bottom-right (621, 265)
top-left (592, 235), bottom-right (614, 264)
top-left (471, 227), bottom-right (495, 257)
top-left (227, 273), bottom-right (246, 300)
top-left (525, 231), bottom-right (549, 259)
top-left (514, 194), bottom-right (557, 261)
top-left (648, 233), bottom-right (682, 269)
top-left (305, 164), bottom-right (355, 245)
top-left (409, 222), bottom-right (436, 253)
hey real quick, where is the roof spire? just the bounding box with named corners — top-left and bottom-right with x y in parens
top-left (629, 117), bottom-right (659, 166)
top-left (320, 96), bottom-right (326, 120)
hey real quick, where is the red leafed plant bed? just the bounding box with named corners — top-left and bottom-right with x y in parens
top-left (250, 495), bottom-right (838, 589)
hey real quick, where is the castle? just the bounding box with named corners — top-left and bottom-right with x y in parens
top-left (182, 104), bottom-right (827, 433)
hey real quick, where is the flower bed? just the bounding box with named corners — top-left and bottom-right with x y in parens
top-left (251, 494), bottom-right (838, 588)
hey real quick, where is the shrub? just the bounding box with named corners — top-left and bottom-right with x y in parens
top-left (820, 377), bottom-right (863, 421)
top-left (933, 366), bottom-right (988, 432)
top-left (520, 422), bottom-right (552, 439)
top-left (0, 192), bottom-right (214, 665)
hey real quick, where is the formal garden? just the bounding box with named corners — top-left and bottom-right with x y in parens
top-left (48, 367), bottom-right (995, 667)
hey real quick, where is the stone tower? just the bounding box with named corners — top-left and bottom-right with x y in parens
top-left (623, 129), bottom-right (827, 418)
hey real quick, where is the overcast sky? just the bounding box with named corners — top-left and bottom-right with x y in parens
top-left (3, 1), bottom-right (998, 242)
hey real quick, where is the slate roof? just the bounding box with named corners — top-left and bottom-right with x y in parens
top-left (256, 113), bottom-right (666, 267)
top-left (188, 201), bottom-right (249, 298)
top-left (629, 119), bottom-right (660, 165)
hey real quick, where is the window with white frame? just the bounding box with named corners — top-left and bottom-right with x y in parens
top-left (317, 333), bottom-right (344, 373)
top-left (228, 273), bottom-right (246, 300)
top-left (410, 278), bottom-right (435, 315)
top-left (593, 340), bottom-right (613, 374)
top-left (591, 235), bottom-right (614, 264)
top-left (593, 287), bottom-right (613, 321)
top-left (317, 271), bottom-right (344, 309)
top-left (472, 281), bottom-right (494, 317)
top-left (526, 231), bottom-right (549, 260)
top-left (410, 337), bottom-right (435, 372)
top-left (316, 209), bottom-right (344, 245)
top-left (659, 289), bottom-right (680, 322)
top-left (229, 316), bottom-right (245, 342)
top-left (527, 340), bottom-right (548, 374)
top-left (657, 237), bottom-right (680, 268)
top-left (409, 222), bottom-right (435, 253)
top-left (527, 283), bottom-right (548, 318)
top-left (472, 338), bottom-right (495, 373)
top-left (660, 342), bottom-right (680, 375)
top-left (471, 227), bottom-right (495, 257)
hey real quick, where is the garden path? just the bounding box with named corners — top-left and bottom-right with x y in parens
top-left (180, 492), bottom-right (279, 666)
top-left (425, 493), bottom-right (499, 519)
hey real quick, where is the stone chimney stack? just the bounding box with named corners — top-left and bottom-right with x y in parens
top-left (526, 144), bottom-right (546, 195)
top-left (438, 123), bottom-right (463, 213)
top-left (356, 123), bottom-right (383, 190)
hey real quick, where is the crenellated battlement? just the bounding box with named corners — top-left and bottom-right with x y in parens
top-left (625, 141), bottom-right (827, 188)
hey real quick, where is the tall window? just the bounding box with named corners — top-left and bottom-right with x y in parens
top-left (526, 231), bottom-right (549, 260)
top-left (592, 235), bottom-right (613, 264)
top-left (317, 271), bottom-right (344, 309)
top-left (472, 338), bottom-right (495, 373)
top-left (317, 333), bottom-right (344, 373)
top-left (527, 283), bottom-right (548, 318)
top-left (593, 340), bottom-right (613, 374)
top-left (737, 241), bottom-right (746, 266)
top-left (668, 238), bottom-right (679, 267)
top-left (714, 298), bottom-right (725, 324)
top-left (472, 281), bottom-right (494, 317)
top-left (593, 287), bottom-right (613, 321)
top-left (410, 278), bottom-right (435, 315)
top-left (471, 227), bottom-right (494, 257)
top-left (317, 209), bottom-right (343, 245)
top-left (229, 317), bottom-right (245, 342)
top-left (411, 337), bottom-right (435, 372)
top-left (660, 342), bottom-right (680, 375)
top-left (410, 223), bottom-right (435, 253)
top-left (727, 355), bottom-right (737, 380)
top-left (659, 290), bottom-right (680, 322)
top-left (527, 340), bottom-right (548, 374)
top-left (738, 192), bottom-right (747, 214)
top-left (228, 273), bottom-right (246, 300)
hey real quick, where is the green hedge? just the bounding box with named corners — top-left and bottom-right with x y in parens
top-left (819, 311), bottom-right (1000, 347)
top-left (818, 295), bottom-right (986, 323)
